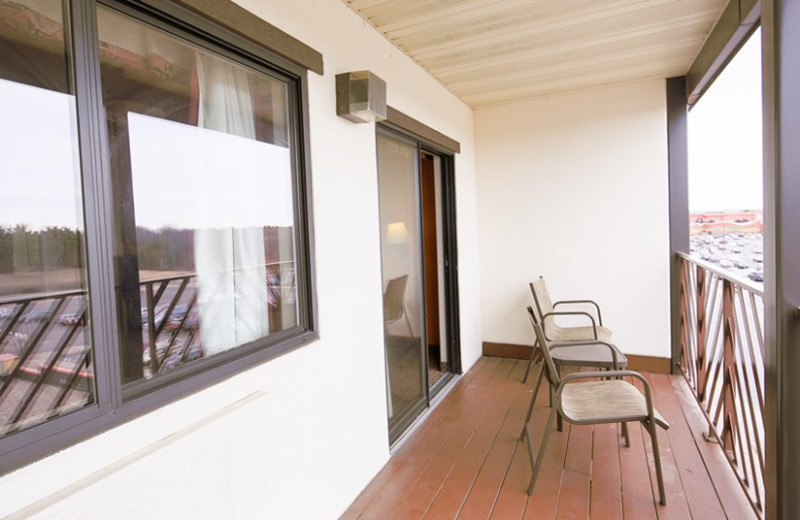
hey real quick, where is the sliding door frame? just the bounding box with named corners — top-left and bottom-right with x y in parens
top-left (377, 122), bottom-right (461, 445)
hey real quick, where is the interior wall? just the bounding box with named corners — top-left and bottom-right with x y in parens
top-left (0, 1), bottom-right (481, 518)
top-left (475, 79), bottom-right (671, 358)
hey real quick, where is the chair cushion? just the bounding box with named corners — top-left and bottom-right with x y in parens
top-left (560, 379), bottom-right (669, 429)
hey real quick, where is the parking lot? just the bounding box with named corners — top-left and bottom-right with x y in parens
top-left (690, 231), bottom-right (764, 284)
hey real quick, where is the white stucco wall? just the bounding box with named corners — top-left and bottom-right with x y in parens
top-left (0, 1), bottom-right (481, 518)
top-left (475, 80), bottom-right (671, 358)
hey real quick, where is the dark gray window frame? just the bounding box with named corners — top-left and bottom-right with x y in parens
top-left (0, 0), bottom-right (318, 475)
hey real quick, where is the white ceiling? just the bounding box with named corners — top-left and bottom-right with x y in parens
top-left (343, 0), bottom-right (729, 109)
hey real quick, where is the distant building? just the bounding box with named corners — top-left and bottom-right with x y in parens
top-left (690, 210), bottom-right (763, 235)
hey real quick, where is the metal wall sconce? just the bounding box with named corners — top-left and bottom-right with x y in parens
top-left (336, 70), bottom-right (387, 123)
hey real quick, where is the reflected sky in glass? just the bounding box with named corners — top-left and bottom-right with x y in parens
top-left (0, 78), bottom-right (83, 231)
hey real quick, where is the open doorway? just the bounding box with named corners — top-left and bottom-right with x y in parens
top-left (377, 126), bottom-right (459, 444)
top-left (420, 151), bottom-right (446, 389)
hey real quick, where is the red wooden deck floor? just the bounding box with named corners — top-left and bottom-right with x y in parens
top-left (342, 356), bottom-right (757, 519)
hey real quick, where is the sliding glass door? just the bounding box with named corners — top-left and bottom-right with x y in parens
top-left (377, 130), bottom-right (427, 437)
top-left (377, 125), bottom-right (459, 443)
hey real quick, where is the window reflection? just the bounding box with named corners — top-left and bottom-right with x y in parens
top-left (97, 8), bottom-right (298, 383)
top-left (0, 0), bottom-right (93, 437)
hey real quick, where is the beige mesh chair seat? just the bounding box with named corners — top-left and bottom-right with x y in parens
top-left (560, 379), bottom-right (668, 428)
top-left (521, 306), bottom-right (669, 505)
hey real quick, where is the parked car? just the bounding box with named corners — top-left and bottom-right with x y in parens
top-left (165, 309), bottom-right (199, 331)
top-left (57, 313), bottom-right (85, 326)
top-left (141, 307), bottom-right (166, 329)
top-left (749, 271), bottom-right (764, 282)
top-left (21, 310), bottom-right (51, 322)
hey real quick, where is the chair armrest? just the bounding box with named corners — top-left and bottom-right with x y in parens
top-left (553, 299), bottom-right (603, 325)
top-left (549, 340), bottom-right (620, 368)
top-left (540, 310), bottom-right (598, 340)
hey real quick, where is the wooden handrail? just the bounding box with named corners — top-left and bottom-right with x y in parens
top-left (677, 252), bottom-right (764, 296)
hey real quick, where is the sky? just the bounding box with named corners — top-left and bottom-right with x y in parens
top-left (2, 30), bottom-right (765, 228)
top-left (0, 78), bottom-right (83, 231)
top-left (0, 79), bottom-right (293, 232)
top-left (688, 28), bottom-right (763, 212)
top-left (128, 112), bottom-right (293, 230)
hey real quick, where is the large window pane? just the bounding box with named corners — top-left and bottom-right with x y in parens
top-left (377, 132), bottom-right (426, 425)
top-left (97, 8), bottom-right (298, 384)
top-left (0, 0), bottom-right (94, 437)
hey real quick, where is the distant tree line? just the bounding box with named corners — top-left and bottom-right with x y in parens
top-left (136, 226), bottom-right (294, 271)
top-left (0, 224), bottom-right (295, 274)
top-left (136, 226), bottom-right (194, 271)
top-left (0, 225), bottom-right (83, 273)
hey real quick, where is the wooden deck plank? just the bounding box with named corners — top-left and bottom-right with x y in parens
top-left (341, 357), bottom-right (500, 519)
top-left (672, 375), bottom-right (759, 519)
top-left (555, 470), bottom-right (590, 519)
top-left (588, 423), bottom-right (623, 519)
top-left (340, 359), bottom-right (758, 520)
top-left (456, 369), bottom-right (532, 519)
top-left (642, 374), bottom-right (691, 520)
top-left (389, 359), bottom-right (524, 520)
top-left (421, 361), bottom-right (528, 519)
top-left (360, 358), bottom-right (516, 519)
top-left (490, 441), bottom-right (533, 520)
top-left (490, 381), bottom-right (554, 520)
top-left (523, 417), bottom-right (571, 519)
top-left (618, 421), bottom-right (658, 519)
top-left (646, 372), bottom-right (724, 519)
top-left (563, 419), bottom-right (593, 475)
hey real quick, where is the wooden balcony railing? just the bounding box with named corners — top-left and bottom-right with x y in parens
top-left (678, 252), bottom-right (764, 517)
top-left (0, 261), bottom-right (295, 436)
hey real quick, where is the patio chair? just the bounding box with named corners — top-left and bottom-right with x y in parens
top-left (521, 306), bottom-right (669, 505)
top-left (383, 274), bottom-right (412, 336)
top-left (523, 276), bottom-right (620, 383)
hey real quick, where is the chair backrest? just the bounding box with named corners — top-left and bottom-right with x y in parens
top-left (383, 275), bottom-right (408, 323)
top-left (529, 277), bottom-right (556, 330)
top-left (527, 305), bottom-right (561, 387)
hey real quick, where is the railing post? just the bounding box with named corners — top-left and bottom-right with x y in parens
top-left (722, 278), bottom-right (738, 460)
top-left (679, 256), bottom-right (689, 374)
top-left (697, 266), bottom-right (707, 400)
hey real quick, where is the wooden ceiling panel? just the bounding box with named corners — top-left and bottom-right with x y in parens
top-left (343, 0), bottom-right (729, 109)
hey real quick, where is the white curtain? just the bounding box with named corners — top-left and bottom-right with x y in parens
top-left (194, 55), bottom-right (269, 355)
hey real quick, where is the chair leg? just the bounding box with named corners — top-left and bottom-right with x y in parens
top-left (520, 361), bottom-right (545, 441)
top-left (527, 406), bottom-right (559, 495)
top-left (556, 408), bottom-right (563, 432)
top-left (522, 339), bottom-right (540, 383)
top-left (622, 422), bottom-right (630, 447)
top-left (647, 420), bottom-right (667, 506)
top-left (555, 366), bottom-right (563, 431)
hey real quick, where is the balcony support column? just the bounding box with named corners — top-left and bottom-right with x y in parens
top-left (667, 76), bottom-right (690, 374)
top-left (762, 1), bottom-right (800, 518)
